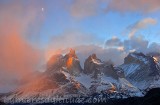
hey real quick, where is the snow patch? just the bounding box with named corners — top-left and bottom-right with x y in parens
top-left (75, 74), bottom-right (92, 89)
top-left (91, 58), bottom-right (103, 65)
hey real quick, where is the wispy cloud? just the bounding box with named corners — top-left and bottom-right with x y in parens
top-left (127, 18), bottom-right (157, 37)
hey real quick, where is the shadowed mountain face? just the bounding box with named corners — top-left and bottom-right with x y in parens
top-left (102, 88), bottom-right (160, 105)
top-left (0, 101), bottom-right (7, 105)
top-left (84, 54), bottom-right (103, 78)
top-left (0, 101), bottom-right (6, 105)
top-left (84, 53), bottom-right (119, 79)
top-left (120, 52), bottom-right (160, 89)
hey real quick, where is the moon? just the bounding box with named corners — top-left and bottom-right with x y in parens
top-left (42, 8), bottom-right (44, 12)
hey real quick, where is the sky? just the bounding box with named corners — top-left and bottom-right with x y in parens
top-left (0, 0), bottom-right (160, 92)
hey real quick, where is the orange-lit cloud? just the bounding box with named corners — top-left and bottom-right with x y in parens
top-left (127, 18), bottom-right (157, 37)
top-left (0, 35), bottom-right (41, 77)
top-left (0, 1), bottom-right (43, 92)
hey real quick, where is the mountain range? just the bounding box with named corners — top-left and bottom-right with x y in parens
top-left (0, 49), bottom-right (160, 104)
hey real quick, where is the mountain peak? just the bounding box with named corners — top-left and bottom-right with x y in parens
top-left (91, 53), bottom-right (97, 59)
top-left (68, 48), bottom-right (78, 59)
top-left (128, 52), bottom-right (146, 59)
top-left (63, 49), bottom-right (82, 75)
top-left (65, 49), bottom-right (78, 68)
top-left (87, 53), bottom-right (102, 64)
top-left (120, 52), bottom-right (160, 89)
top-left (124, 52), bottom-right (148, 64)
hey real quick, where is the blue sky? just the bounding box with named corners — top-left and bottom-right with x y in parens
top-left (0, 0), bottom-right (160, 49)
top-left (25, 0), bottom-right (159, 49)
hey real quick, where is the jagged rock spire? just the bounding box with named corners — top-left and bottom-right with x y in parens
top-left (68, 48), bottom-right (77, 58)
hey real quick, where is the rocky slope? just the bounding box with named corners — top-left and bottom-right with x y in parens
top-left (119, 52), bottom-right (160, 89)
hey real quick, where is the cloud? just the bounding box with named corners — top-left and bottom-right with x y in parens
top-left (148, 42), bottom-right (160, 53)
top-left (105, 36), bottom-right (123, 47)
top-left (70, 0), bottom-right (99, 19)
top-left (0, 35), bottom-right (42, 76)
top-left (74, 45), bottom-right (126, 67)
top-left (45, 30), bottom-right (100, 61)
top-left (0, 1), bottom-right (43, 92)
top-left (103, 35), bottom-right (149, 64)
top-left (102, 35), bottom-right (160, 67)
top-left (107, 0), bottom-right (160, 13)
top-left (68, 0), bottom-right (160, 19)
top-left (127, 18), bottom-right (157, 37)
top-left (124, 36), bottom-right (149, 52)
top-left (105, 35), bottom-right (160, 55)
